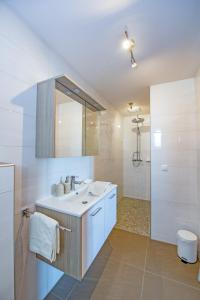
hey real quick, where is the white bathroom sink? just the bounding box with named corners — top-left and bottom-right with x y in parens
top-left (36, 182), bottom-right (116, 217)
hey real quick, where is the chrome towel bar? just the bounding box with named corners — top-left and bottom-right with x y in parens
top-left (22, 208), bottom-right (72, 232)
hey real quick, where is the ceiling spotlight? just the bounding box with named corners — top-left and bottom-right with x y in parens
top-left (128, 102), bottom-right (141, 113)
top-left (123, 29), bottom-right (138, 69)
top-left (122, 30), bottom-right (135, 50)
top-left (131, 55), bottom-right (137, 69)
top-left (122, 38), bottom-right (135, 51)
top-left (131, 62), bottom-right (137, 68)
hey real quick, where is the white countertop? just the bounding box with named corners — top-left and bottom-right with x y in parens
top-left (36, 183), bottom-right (117, 217)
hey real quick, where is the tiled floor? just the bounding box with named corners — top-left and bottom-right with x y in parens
top-left (45, 229), bottom-right (200, 300)
top-left (116, 198), bottom-right (151, 236)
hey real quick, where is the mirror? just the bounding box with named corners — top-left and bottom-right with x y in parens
top-left (85, 107), bottom-right (99, 156)
top-left (55, 89), bottom-right (85, 157)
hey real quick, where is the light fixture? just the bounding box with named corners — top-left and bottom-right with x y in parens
top-left (122, 39), bottom-right (133, 50)
top-left (122, 29), bottom-right (138, 69)
top-left (128, 102), bottom-right (141, 113)
top-left (122, 35), bottom-right (135, 50)
top-left (131, 62), bottom-right (137, 68)
top-left (131, 52), bottom-right (137, 68)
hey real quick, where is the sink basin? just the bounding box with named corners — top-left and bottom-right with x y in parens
top-left (60, 186), bottom-right (97, 206)
top-left (36, 182), bottom-right (116, 217)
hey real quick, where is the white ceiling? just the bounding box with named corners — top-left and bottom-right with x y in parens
top-left (6, 0), bottom-right (200, 114)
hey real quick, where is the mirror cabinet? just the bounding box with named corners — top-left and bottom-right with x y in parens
top-left (36, 76), bottom-right (105, 158)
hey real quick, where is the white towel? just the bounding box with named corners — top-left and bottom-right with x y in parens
top-left (29, 212), bottom-right (60, 262)
top-left (88, 181), bottom-right (111, 196)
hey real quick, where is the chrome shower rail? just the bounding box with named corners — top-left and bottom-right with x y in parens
top-left (132, 115), bottom-right (144, 166)
top-left (22, 207), bottom-right (72, 232)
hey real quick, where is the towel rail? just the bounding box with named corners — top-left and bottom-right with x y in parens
top-left (22, 208), bottom-right (72, 232)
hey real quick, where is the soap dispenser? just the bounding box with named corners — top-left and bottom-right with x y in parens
top-left (64, 176), bottom-right (71, 194)
top-left (55, 177), bottom-right (64, 197)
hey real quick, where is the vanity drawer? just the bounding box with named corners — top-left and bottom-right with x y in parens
top-left (104, 188), bottom-right (117, 239)
top-left (82, 198), bottom-right (105, 276)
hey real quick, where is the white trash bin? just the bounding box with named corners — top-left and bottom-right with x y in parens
top-left (177, 230), bottom-right (198, 263)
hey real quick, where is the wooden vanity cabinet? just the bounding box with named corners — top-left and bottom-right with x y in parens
top-left (36, 187), bottom-right (117, 280)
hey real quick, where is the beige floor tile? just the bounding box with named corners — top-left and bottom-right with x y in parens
top-left (100, 258), bottom-right (144, 283)
top-left (142, 272), bottom-right (200, 300)
top-left (91, 265), bottom-right (143, 300)
top-left (86, 236), bottom-right (145, 282)
top-left (108, 229), bottom-right (149, 270)
top-left (146, 239), bottom-right (200, 289)
top-left (47, 230), bottom-right (200, 300)
top-left (91, 280), bottom-right (141, 300)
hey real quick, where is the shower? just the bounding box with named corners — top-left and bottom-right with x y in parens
top-left (119, 112), bottom-right (151, 236)
top-left (132, 116), bottom-right (144, 167)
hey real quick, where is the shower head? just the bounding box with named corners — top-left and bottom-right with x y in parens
top-left (132, 117), bottom-right (144, 124)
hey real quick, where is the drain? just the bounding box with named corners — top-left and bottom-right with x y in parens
top-left (82, 201), bottom-right (88, 204)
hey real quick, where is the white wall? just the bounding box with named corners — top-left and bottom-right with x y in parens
top-left (150, 78), bottom-right (200, 244)
top-left (0, 3), bottom-right (122, 300)
top-left (123, 115), bottom-right (150, 200)
top-left (195, 67), bottom-right (200, 239)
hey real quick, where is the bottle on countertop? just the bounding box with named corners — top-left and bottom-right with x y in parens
top-left (55, 177), bottom-right (64, 197)
top-left (64, 176), bottom-right (71, 194)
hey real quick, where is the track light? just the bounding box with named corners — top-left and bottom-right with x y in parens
top-left (122, 39), bottom-right (134, 50)
top-left (122, 31), bottom-right (135, 50)
top-left (122, 30), bottom-right (138, 69)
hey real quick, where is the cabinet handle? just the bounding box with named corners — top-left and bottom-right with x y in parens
top-left (91, 207), bottom-right (102, 216)
top-left (109, 194), bottom-right (116, 199)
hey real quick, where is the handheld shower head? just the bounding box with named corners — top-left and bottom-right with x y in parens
top-left (132, 116), bottom-right (144, 124)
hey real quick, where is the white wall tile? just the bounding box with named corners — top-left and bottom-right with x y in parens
top-left (150, 78), bottom-right (196, 116)
top-left (151, 131), bottom-right (199, 151)
top-left (0, 108), bottom-right (36, 147)
top-left (0, 71), bottom-right (37, 116)
top-left (151, 149), bottom-right (198, 168)
top-left (151, 113), bottom-right (198, 132)
top-left (151, 78), bottom-right (200, 244)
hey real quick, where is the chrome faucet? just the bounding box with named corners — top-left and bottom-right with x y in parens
top-left (70, 176), bottom-right (83, 191)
